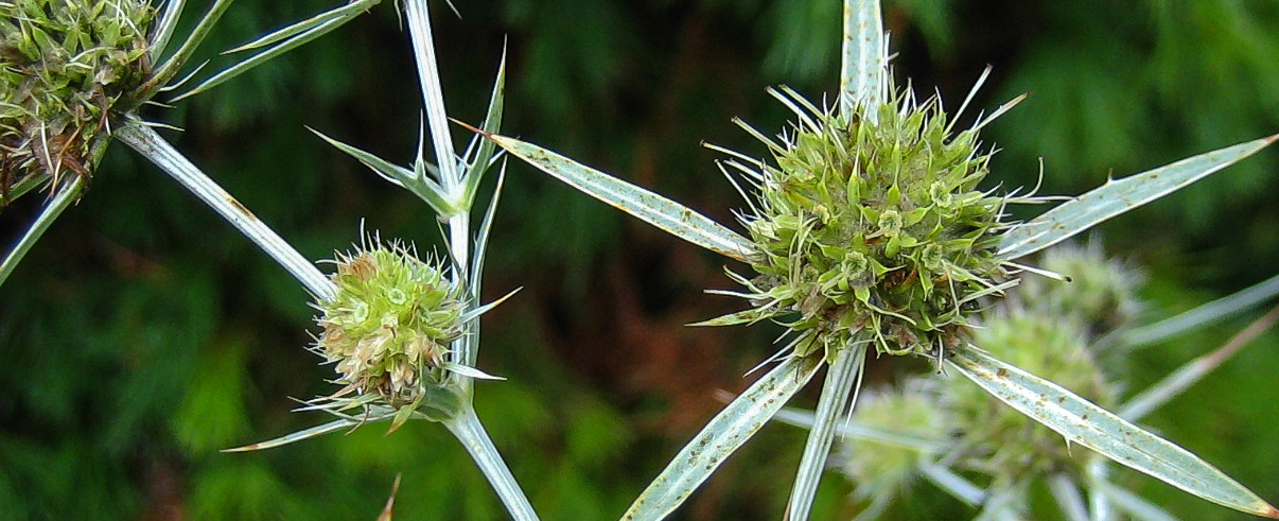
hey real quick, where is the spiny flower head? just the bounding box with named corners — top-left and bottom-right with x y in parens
top-left (1, 0), bottom-right (155, 198)
top-left (838, 245), bottom-right (1135, 494)
top-left (312, 238), bottom-right (465, 412)
top-left (720, 87), bottom-right (1014, 361)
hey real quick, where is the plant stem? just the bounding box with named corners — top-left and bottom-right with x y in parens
top-left (448, 211), bottom-right (478, 390)
top-left (0, 176), bottom-right (85, 289)
top-left (444, 406), bottom-right (540, 521)
top-left (785, 345), bottom-right (865, 521)
top-left (115, 119), bottom-right (335, 300)
top-left (404, 0), bottom-right (460, 190)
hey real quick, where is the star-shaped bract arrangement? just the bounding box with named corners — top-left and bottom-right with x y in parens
top-left (476, 0), bottom-right (1279, 520)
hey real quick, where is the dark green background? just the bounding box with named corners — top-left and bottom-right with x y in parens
top-left (3, 1), bottom-right (1278, 519)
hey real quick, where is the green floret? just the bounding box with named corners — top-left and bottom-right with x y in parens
top-left (719, 87), bottom-right (1014, 360)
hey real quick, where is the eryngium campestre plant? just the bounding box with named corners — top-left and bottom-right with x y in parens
top-left (310, 238), bottom-right (467, 427)
top-left (719, 88), bottom-right (1014, 361)
top-left (482, 0), bottom-right (1279, 517)
top-left (0, 0), bottom-right (155, 197)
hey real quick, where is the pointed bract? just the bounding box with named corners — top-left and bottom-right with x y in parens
top-left (947, 346), bottom-right (1279, 518)
top-left (486, 133), bottom-right (756, 262)
top-left (621, 355), bottom-right (822, 521)
top-left (998, 134), bottom-right (1279, 260)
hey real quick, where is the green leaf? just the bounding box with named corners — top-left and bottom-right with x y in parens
top-left (621, 355), bottom-right (822, 521)
top-left (461, 48), bottom-right (507, 210)
top-left (1119, 304), bottom-right (1279, 422)
top-left (484, 133), bottom-right (756, 263)
top-left (464, 164), bottom-right (506, 370)
top-left (145, 0), bottom-right (236, 95)
top-left (1120, 272), bottom-right (1279, 349)
top-left (0, 176), bottom-right (84, 290)
top-left (997, 133), bottom-right (1279, 260)
top-left (147, 0), bottom-right (186, 62)
top-left (170, 0), bottom-right (381, 101)
top-left (309, 127), bottom-right (454, 216)
top-left (947, 345), bottom-right (1279, 518)
top-left (840, 0), bottom-right (886, 119)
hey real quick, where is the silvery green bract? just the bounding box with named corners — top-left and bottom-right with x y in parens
top-left (482, 0), bottom-right (1279, 519)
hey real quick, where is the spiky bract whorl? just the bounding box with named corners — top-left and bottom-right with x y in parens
top-left (716, 87), bottom-right (1015, 360)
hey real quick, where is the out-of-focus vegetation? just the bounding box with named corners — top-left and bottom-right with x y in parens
top-left (2, 1), bottom-right (1277, 519)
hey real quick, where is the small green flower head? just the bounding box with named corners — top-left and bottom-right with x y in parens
top-left (1, 0), bottom-right (155, 196)
top-left (313, 238), bottom-right (465, 410)
top-left (837, 380), bottom-right (947, 500)
top-left (1015, 241), bottom-right (1144, 337)
top-left (726, 88), bottom-right (1013, 360)
top-left (946, 309), bottom-right (1113, 479)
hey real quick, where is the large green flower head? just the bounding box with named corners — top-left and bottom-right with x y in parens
top-left (312, 237), bottom-right (466, 415)
top-left (724, 87), bottom-right (1014, 361)
top-left (1, 0), bottom-right (155, 196)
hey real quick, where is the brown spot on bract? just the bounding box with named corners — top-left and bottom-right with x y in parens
top-left (996, 368), bottom-right (1008, 378)
top-left (228, 197), bottom-right (258, 220)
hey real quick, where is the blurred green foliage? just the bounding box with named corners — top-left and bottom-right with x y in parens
top-left (2, 1), bottom-right (1278, 520)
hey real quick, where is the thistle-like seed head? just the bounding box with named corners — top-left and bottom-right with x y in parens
top-left (728, 88), bottom-right (1012, 360)
top-left (1, 0), bottom-right (155, 200)
top-left (312, 239), bottom-right (465, 411)
top-left (836, 380), bottom-right (947, 500)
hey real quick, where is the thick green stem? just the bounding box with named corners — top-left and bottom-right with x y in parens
top-left (447, 211), bottom-right (478, 394)
top-left (444, 406), bottom-right (540, 521)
